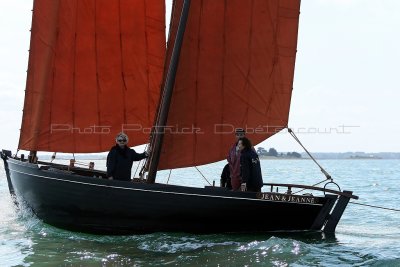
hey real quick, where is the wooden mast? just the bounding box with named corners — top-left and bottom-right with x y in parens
top-left (146, 0), bottom-right (191, 183)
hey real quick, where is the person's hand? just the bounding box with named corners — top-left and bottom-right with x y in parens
top-left (240, 183), bottom-right (247, 192)
top-left (108, 176), bottom-right (113, 180)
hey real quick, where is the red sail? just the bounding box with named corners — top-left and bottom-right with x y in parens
top-left (158, 0), bottom-right (300, 170)
top-left (18, 0), bottom-right (165, 153)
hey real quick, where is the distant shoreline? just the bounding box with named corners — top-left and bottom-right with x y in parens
top-left (259, 156), bottom-right (305, 160)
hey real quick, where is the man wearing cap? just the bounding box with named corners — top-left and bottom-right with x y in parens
top-left (227, 128), bottom-right (246, 190)
top-left (106, 132), bottom-right (149, 181)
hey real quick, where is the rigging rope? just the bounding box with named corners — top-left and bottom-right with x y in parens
top-left (194, 166), bottom-right (212, 186)
top-left (133, 144), bottom-right (148, 178)
top-left (166, 169), bottom-right (172, 184)
top-left (293, 178), bottom-right (330, 194)
top-left (288, 128), bottom-right (332, 180)
top-left (286, 127), bottom-right (399, 214)
top-left (349, 201), bottom-right (400, 212)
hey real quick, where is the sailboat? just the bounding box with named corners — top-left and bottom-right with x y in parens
top-left (1, 0), bottom-right (357, 234)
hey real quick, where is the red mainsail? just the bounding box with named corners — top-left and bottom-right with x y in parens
top-left (158, 0), bottom-right (300, 170)
top-left (18, 0), bottom-right (166, 153)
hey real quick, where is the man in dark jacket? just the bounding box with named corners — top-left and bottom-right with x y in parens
top-left (106, 133), bottom-right (149, 181)
top-left (238, 137), bottom-right (263, 192)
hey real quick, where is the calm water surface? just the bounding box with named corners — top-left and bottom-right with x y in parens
top-left (1, 159), bottom-right (399, 266)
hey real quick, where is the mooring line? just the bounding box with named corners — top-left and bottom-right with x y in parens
top-left (349, 201), bottom-right (400, 212)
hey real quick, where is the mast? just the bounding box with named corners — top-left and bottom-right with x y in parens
top-left (146, 0), bottom-right (191, 183)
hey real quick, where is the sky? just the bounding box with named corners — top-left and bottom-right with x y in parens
top-left (0, 0), bottom-right (399, 154)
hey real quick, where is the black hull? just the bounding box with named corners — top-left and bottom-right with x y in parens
top-left (3, 157), bottom-right (344, 235)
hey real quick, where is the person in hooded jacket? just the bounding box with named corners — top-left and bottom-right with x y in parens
top-left (238, 137), bottom-right (263, 192)
top-left (106, 133), bottom-right (149, 181)
top-left (227, 128), bottom-right (246, 190)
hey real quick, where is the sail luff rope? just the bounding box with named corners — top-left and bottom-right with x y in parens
top-left (288, 128), bottom-right (332, 180)
top-left (194, 166), bottom-right (212, 186)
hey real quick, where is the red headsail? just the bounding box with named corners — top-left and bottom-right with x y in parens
top-left (158, 0), bottom-right (300, 170)
top-left (18, 0), bottom-right (166, 152)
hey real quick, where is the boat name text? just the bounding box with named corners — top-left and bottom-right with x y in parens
top-left (257, 193), bottom-right (318, 204)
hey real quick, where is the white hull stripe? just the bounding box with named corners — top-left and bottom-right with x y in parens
top-left (9, 167), bottom-right (323, 206)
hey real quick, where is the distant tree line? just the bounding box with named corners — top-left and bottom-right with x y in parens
top-left (256, 147), bottom-right (301, 158)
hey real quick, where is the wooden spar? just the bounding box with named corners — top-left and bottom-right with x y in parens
top-left (146, 0), bottom-right (192, 183)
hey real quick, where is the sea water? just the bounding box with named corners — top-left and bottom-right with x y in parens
top-left (0, 159), bottom-right (399, 266)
